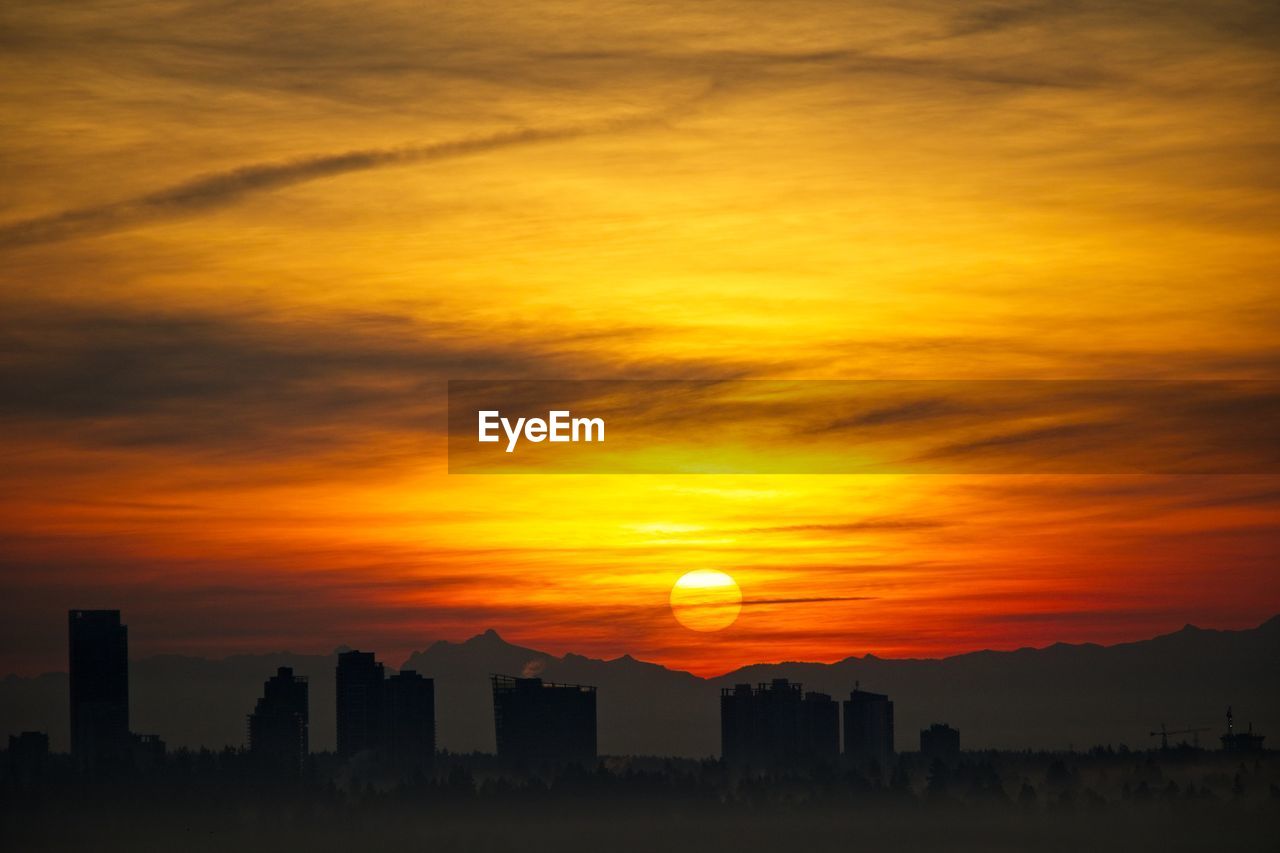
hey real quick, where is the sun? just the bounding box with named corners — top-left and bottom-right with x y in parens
top-left (669, 570), bottom-right (742, 632)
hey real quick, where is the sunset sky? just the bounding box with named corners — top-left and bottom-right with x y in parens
top-left (2, 0), bottom-right (1278, 676)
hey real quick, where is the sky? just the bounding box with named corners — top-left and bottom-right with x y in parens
top-left (1, 0), bottom-right (1278, 676)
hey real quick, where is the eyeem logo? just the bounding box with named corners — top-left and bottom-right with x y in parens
top-left (478, 410), bottom-right (605, 453)
top-left (451, 379), bottom-right (1280, 474)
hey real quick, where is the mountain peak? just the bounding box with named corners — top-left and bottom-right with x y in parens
top-left (466, 628), bottom-right (506, 646)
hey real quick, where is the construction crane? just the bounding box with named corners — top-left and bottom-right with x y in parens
top-left (1148, 722), bottom-right (1210, 750)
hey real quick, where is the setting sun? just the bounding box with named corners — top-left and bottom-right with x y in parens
top-left (670, 570), bottom-right (743, 633)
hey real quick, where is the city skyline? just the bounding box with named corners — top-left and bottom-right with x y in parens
top-left (3, 607), bottom-right (1274, 852)
top-left (28, 608), bottom-right (1274, 762)
top-left (3, 2), bottom-right (1277, 850)
top-left (5, 607), bottom-right (1274, 757)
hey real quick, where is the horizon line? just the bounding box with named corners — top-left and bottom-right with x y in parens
top-left (9, 611), bottom-right (1276, 681)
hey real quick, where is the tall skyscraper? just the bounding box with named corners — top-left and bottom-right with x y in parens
top-left (491, 674), bottom-right (596, 766)
top-left (720, 683), bottom-right (757, 765)
top-left (844, 685), bottom-right (895, 771)
top-left (919, 722), bottom-right (960, 764)
top-left (248, 666), bottom-right (309, 773)
top-left (68, 609), bottom-right (129, 774)
top-left (384, 670), bottom-right (436, 768)
top-left (334, 652), bottom-right (437, 768)
top-left (799, 691), bottom-right (840, 762)
top-left (720, 679), bottom-right (838, 767)
top-left (335, 650), bottom-right (384, 759)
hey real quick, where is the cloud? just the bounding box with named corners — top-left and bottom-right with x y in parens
top-left (736, 519), bottom-right (948, 534)
top-left (819, 397), bottom-right (973, 430)
top-left (671, 595), bottom-right (873, 612)
top-left (740, 596), bottom-right (874, 607)
top-left (0, 303), bottom-right (531, 439)
top-left (1174, 486), bottom-right (1280, 509)
top-left (944, 1), bottom-right (1075, 39)
top-left (0, 300), bottom-right (773, 462)
top-left (921, 421), bottom-right (1114, 459)
top-left (448, 379), bottom-right (1280, 474)
top-left (0, 121), bottom-right (651, 250)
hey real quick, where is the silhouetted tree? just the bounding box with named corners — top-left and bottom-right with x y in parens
top-left (1018, 781), bottom-right (1037, 810)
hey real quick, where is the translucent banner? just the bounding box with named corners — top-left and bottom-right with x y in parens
top-left (447, 380), bottom-right (1280, 474)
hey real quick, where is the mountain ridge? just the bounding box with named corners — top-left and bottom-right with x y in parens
top-left (3, 615), bottom-right (1276, 756)
top-left (13, 614), bottom-right (1276, 681)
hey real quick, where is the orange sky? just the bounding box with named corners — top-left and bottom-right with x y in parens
top-left (1, 0), bottom-right (1278, 675)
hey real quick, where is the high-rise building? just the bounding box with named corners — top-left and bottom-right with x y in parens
top-left (384, 670), bottom-right (435, 768)
top-left (721, 683), bottom-right (757, 765)
top-left (919, 723), bottom-right (960, 764)
top-left (335, 652), bottom-right (437, 768)
top-left (799, 691), bottom-right (840, 762)
top-left (491, 674), bottom-right (596, 766)
top-left (336, 651), bottom-right (384, 759)
top-left (248, 666), bottom-right (309, 773)
top-left (844, 684), bottom-right (894, 770)
top-left (68, 609), bottom-right (129, 774)
top-left (129, 732), bottom-right (166, 772)
top-left (720, 679), bottom-right (838, 767)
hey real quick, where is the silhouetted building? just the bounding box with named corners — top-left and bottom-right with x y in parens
top-left (920, 723), bottom-right (960, 763)
top-left (335, 653), bottom-right (437, 768)
top-left (7, 732), bottom-right (49, 784)
top-left (336, 651), bottom-right (384, 759)
top-left (492, 674), bottom-right (596, 766)
top-left (68, 609), bottom-right (130, 774)
top-left (721, 679), bottom-right (839, 767)
top-left (844, 684), bottom-right (894, 770)
top-left (384, 670), bottom-right (435, 768)
top-left (722, 679), bottom-right (800, 765)
top-left (1220, 706), bottom-right (1265, 753)
top-left (801, 691), bottom-right (840, 761)
top-left (721, 683), bottom-right (756, 765)
top-left (248, 666), bottom-right (309, 773)
top-left (130, 733), bottom-right (166, 771)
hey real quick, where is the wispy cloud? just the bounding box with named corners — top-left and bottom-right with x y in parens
top-left (0, 300), bottom-right (769, 462)
top-left (736, 519), bottom-right (948, 534)
top-left (672, 596), bottom-right (873, 612)
top-left (0, 121), bottom-right (653, 249)
top-left (740, 596), bottom-right (874, 607)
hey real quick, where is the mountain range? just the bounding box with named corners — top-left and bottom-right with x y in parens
top-left (4, 616), bottom-right (1277, 756)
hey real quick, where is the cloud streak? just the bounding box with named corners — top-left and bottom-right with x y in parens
top-left (0, 120), bottom-right (643, 249)
top-left (740, 596), bottom-right (874, 607)
top-left (736, 519), bottom-right (948, 534)
top-left (0, 300), bottom-right (773, 465)
top-left (447, 379), bottom-right (1280, 475)
top-left (675, 596), bottom-right (873, 612)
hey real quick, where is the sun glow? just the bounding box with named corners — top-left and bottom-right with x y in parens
top-left (669, 570), bottom-right (743, 633)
